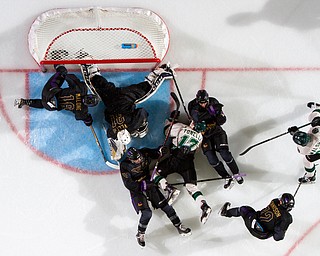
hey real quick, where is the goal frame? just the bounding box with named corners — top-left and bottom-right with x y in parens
top-left (28, 7), bottom-right (170, 71)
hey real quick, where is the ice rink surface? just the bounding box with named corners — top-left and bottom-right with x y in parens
top-left (1, 1), bottom-right (320, 255)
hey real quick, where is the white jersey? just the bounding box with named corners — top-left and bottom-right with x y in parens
top-left (168, 122), bottom-right (203, 152)
top-left (297, 108), bottom-right (320, 155)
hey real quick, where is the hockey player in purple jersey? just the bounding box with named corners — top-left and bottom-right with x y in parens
top-left (220, 193), bottom-right (294, 241)
top-left (188, 89), bottom-right (243, 189)
top-left (14, 65), bottom-right (97, 127)
top-left (120, 147), bottom-right (191, 247)
top-left (288, 102), bottom-right (320, 183)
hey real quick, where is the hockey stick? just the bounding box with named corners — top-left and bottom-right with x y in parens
top-left (172, 75), bottom-right (192, 121)
top-left (170, 173), bottom-right (246, 186)
top-left (293, 182), bottom-right (302, 197)
top-left (171, 177), bottom-right (225, 186)
top-left (239, 122), bottom-right (312, 156)
top-left (150, 92), bottom-right (180, 180)
top-left (89, 125), bottom-right (119, 169)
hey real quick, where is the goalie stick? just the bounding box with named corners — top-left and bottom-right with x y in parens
top-left (150, 92), bottom-right (180, 180)
top-left (239, 122), bottom-right (312, 156)
top-left (89, 125), bottom-right (119, 169)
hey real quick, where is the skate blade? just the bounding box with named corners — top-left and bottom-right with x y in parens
top-left (201, 207), bottom-right (212, 224)
top-left (179, 231), bottom-right (192, 237)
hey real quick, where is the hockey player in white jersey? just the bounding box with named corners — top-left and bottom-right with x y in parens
top-left (288, 102), bottom-right (320, 183)
top-left (153, 111), bottom-right (212, 224)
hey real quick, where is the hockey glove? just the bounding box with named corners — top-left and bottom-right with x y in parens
top-left (140, 180), bottom-right (156, 191)
top-left (216, 113), bottom-right (226, 125)
top-left (288, 126), bottom-right (299, 135)
top-left (83, 114), bottom-right (93, 127)
top-left (311, 116), bottom-right (320, 127)
top-left (194, 121), bottom-right (206, 132)
top-left (158, 146), bottom-right (170, 156)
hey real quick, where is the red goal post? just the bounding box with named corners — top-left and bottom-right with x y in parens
top-left (28, 7), bottom-right (170, 71)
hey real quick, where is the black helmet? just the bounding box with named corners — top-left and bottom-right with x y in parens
top-left (126, 147), bottom-right (142, 161)
top-left (83, 94), bottom-right (99, 107)
top-left (280, 193), bottom-right (295, 212)
top-left (196, 90), bottom-right (209, 104)
top-left (293, 131), bottom-right (311, 146)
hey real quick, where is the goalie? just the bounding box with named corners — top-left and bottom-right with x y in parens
top-left (83, 63), bottom-right (174, 161)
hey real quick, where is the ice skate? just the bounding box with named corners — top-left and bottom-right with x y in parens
top-left (14, 98), bottom-right (27, 108)
top-left (298, 172), bottom-right (316, 184)
top-left (136, 231), bottom-right (145, 247)
top-left (137, 63), bottom-right (175, 104)
top-left (176, 224), bottom-right (192, 236)
top-left (136, 120), bottom-right (149, 138)
top-left (81, 64), bottom-right (101, 81)
top-left (219, 202), bottom-right (231, 217)
top-left (234, 174), bottom-right (244, 184)
top-left (223, 177), bottom-right (234, 189)
top-left (166, 184), bottom-right (180, 205)
top-left (307, 102), bottom-right (320, 109)
top-left (200, 200), bottom-right (212, 224)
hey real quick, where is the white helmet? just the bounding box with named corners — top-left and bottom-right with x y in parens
top-left (117, 129), bottom-right (131, 145)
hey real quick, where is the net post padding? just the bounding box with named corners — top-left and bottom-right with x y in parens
top-left (28, 7), bottom-right (170, 71)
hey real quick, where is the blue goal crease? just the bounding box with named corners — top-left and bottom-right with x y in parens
top-left (28, 71), bottom-right (171, 173)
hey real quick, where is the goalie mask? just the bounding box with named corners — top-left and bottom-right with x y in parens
top-left (196, 90), bottom-right (209, 104)
top-left (293, 131), bottom-right (311, 146)
top-left (83, 94), bottom-right (99, 107)
top-left (117, 129), bottom-right (131, 145)
top-left (279, 193), bottom-right (295, 212)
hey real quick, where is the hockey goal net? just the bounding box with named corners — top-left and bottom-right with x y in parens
top-left (28, 7), bottom-right (170, 70)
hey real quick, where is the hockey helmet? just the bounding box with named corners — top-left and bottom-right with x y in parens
top-left (117, 129), bottom-right (131, 145)
top-left (83, 94), bottom-right (99, 107)
top-left (126, 147), bottom-right (142, 161)
top-left (196, 90), bottom-right (209, 104)
top-left (293, 131), bottom-right (311, 146)
top-left (279, 193), bottom-right (295, 212)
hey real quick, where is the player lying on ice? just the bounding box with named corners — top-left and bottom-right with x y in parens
top-left (219, 193), bottom-right (294, 241)
top-left (15, 64), bottom-right (97, 127)
top-left (83, 63), bottom-right (175, 161)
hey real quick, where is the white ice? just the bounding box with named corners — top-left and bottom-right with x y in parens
top-left (1, 1), bottom-right (320, 255)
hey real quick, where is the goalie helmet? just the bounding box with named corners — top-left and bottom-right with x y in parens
top-left (83, 94), bottom-right (99, 107)
top-left (117, 129), bottom-right (131, 145)
top-left (196, 90), bottom-right (209, 104)
top-left (279, 193), bottom-right (295, 212)
top-left (293, 131), bottom-right (311, 146)
top-left (126, 147), bottom-right (142, 161)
